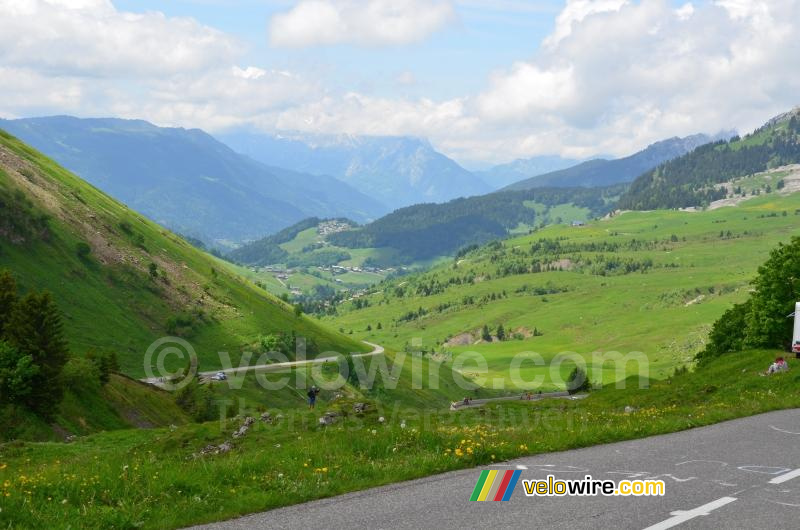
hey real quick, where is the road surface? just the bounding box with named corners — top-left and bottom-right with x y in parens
top-left (141, 341), bottom-right (384, 386)
top-left (193, 408), bottom-right (800, 530)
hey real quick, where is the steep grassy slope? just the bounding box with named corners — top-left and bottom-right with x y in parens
top-left (0, 130), bottom-right (368, 378)
top-left (327, 191), bottom-right (800, 389)
top-left (2, 374), bottom-right (189, 441)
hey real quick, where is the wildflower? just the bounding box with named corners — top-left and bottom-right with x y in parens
top-left (378, 417), bottom-right (385, 423)
top-left (371, 429), bottom-right (377, 435)
top-left (278, 473), bottom-right (284, 479)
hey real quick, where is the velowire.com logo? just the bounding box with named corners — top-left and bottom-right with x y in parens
top-left (469, 470), bottom-right (521, 501)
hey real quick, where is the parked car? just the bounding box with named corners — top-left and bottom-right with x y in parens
top-left (210, 371), bottom-right (227, 381)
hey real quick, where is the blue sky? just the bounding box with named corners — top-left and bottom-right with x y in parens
top-left (113, 0), bottom-right (563, 101)
top-left (1, 1), bottom-right (799, 166)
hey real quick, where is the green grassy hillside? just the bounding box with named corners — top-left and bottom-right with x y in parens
top-left (327, 190), bottom-right (800, 390)
top-left (2, 347), bottom-right (797, 528)
top-left (2, 374), bottom-right (190, 441)
top-left (0, 129), bottom-right (368, 378)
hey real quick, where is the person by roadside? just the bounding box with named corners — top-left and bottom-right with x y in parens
top-left (307, 386), bottom-right (320, 409)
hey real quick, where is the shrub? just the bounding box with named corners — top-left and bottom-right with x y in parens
top-left (76, 241), bottom-right (91, 259)
top-left (0, 341), bottom-right (39, 405)
top-left (60, 357), bottom-right (101, 394)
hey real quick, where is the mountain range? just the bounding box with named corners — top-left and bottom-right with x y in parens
top-left (476, 155), bottom-right (580, 189)
top-left (502, 132), bottom-right (734, 191)
top-left (0, 116), bottom-right (386, 247)
top-left (218, 131), bottom-right (492, 210)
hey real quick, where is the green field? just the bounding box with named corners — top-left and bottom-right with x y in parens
top-left (327, 192), bottom-right (800, 390)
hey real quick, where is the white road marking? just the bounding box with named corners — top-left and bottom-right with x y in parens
top-left (769, 468), bottom-right (800, 485)
top-left (675, 460), bottom-right (728, 467)
top-left (769, 425), bottom-right (800, 435)
top-left (643, 497), bottom-right (737, 530)
top-left (737, 465), bottom-right (791, 475)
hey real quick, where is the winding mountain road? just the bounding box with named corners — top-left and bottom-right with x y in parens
top-left (141, 341), bottom-right (384, 386)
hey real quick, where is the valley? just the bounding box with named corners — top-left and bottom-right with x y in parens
top-left (2, 110), bottom-right (800, 530)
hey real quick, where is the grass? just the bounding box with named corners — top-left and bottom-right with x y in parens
top-left (1, 348), bottom-right (798, 528)
top-left (0, 375), bottom-right (188, 442)
top-left (327, 192), bottom-right (800, 390)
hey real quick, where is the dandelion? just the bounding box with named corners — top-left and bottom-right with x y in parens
top-left (371, 429), bottom-right (377, 435)
top-left (378, 417), bottom-right (385, 423)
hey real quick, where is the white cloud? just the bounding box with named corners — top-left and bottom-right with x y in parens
top-left (0, 0), bottom-right (240, 77)
top-left (675, 2), bottom-right (694, 20)
top-left (2, 0), bottom-right (800, 166)
top-left (459, 0), bottom-right (800, 161)
top-left (543, 0), bottom-right (627, 48)
top-left (269, 0), bottom-right (456, 47)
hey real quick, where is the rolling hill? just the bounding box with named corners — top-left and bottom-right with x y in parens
top-left (324, 185), bottom-right (625, 263)
top-left (227, 186), bottom-right (625, 268)
top-left (0, 116), bottom-right (385, 247)
top-left (219, 131), bottom-right (491, 210)
top-left (503, 133), bottom-right (730, 191)
top-left (0, 128), bottom-right (368, 379)
top-left (619, 108), bottom-right (800, 210)
top-left (327, 186), bottom-right (800, 389)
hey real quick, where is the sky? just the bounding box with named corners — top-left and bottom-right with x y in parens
top-left (1, 0), bottom-right (799, 167)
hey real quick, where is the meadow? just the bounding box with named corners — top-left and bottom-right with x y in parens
top-left (1, 348), bottom-right (797, 528)
top-left (327, 192), bottom-right (800, 390)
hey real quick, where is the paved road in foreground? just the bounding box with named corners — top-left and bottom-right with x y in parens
top-left (194, 408), bottom-right (800, 530)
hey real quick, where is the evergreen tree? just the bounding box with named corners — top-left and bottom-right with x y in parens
top-left (481, 325), bottom-right (492, 342)
top-left (5, 291), bottom-right (69, 416)
top-left (496, 323), bottom-right (506, 341)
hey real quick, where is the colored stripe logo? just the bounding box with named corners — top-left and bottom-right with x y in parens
top-left (470, 469), bottom-right (521, 501)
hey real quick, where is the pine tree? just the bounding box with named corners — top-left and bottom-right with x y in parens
top-left (5, 291), bottom-right (69, 416)
top-left (496, 323), bottom-right (506, 341)
top-left (481, 325), bottom-right (492, 342)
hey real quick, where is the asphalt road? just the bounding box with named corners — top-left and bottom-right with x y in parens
top-left (194, 408), bottom-right (800, 530)
top-left (142, 341), bottom-right (384, 387)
